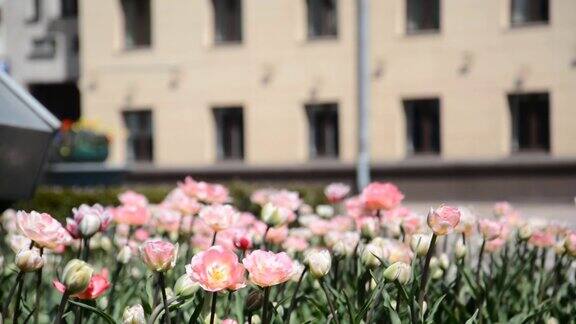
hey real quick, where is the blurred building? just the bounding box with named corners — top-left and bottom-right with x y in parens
top-left (78, 0), bottom-right (576, 200)
top-left (4, 0), bottom-right (80, 121)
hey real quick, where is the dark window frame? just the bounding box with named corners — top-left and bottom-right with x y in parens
top-left (212, 0), bottom-right (243, 44)
top-left (213, 107), bottom-right (245, 161)
top-left (405, 0), bottom-right (441, 34)
top-left (508, 92), bottom-right (550, 153)
top-left (123, 110), bottom-right (154, 163)
top-left (306, 0), bottom-right (338, 40)
top-left (306, 102), bottom-right (340, 160)
top-left (26, 0), bottom-right (42, 24)
top-left (120, 0), bottom-right (152, 50)
top-left (61, 0), bottom-right (78, 18)
top-left (28, 36), bottom-right (57, 60)
top-left (403, 98), bottom-right (441, 155)
top-left (510, 0), bottom-right (549, 27)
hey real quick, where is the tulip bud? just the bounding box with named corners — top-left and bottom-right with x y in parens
top-left (140, 240), bottom-right (178, 272)
top-left (305, 249), bottom-right (332, 278)
top-left (410, 234), bottom-right (431, 257)
top-left (360, 218), bottom-right (379, 239)
top-left (250, 315), bottom-right (262, 324)
top-left (62, 259), bottom-right (94, 294)
top-left (100, 236), bottom-right (113, 252)
top-left (234, 234), bottom-right (252, 251)
top-left (383, 262), bottom-right (412, 285)
top-left (332, 240), bottom-right (348, 259)
top-left (438, 253), bottom-right (450, 270)
top-left (316, 205), bottom-right (334, 218)
top-left (478, 219), bottom-right (502, 241)
top-left (519, 224), bottom-right (533, 241)
top-left (245, 290), bottom-right (263, 312)
top-left (123, 304), bottom-right (145, 324)
top-left (429, 256), bottom-right (439, 270)
top-left (455, 239), bottom-right (467, 260)
top-left (15, 249), bottom-right (44, 272)
top-left (554, 241), bottom-right (566, 255)
top-left (261, 203), bottom-right (285, 227)
top-left (431, 267), bottom-right (444, 280)
top-left (427, 205), bottom-right (461, 236)
top-left (290, 261), bottom-right (305, 282)
top-left (117, 246), bottom-right (132, 264)
top-left (361, 243), bottom-right (383, 268)
top-left (79, 213), bottom-right (102, 238)
top-left (174, 275), bottom-right (199, 298)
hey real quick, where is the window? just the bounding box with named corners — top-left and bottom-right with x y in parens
top-left (406, 0), bottom-right (440, 33)
top-left (212, 0), bottom-right (242, 44)
top-left (509, 93), bottom-right (550, 153)
top-left (214, 107), bottom-right (244, 160)
top-left (123, 110), bottom-right (153, 162)
top-left (511, 0), bottom-right (549, 26)
top-left (121, 0), bottom-right (151, 49)
top-left (404, 98), bottom-right (441, 155)
top-left (25, 0), bottom-right (41, 23)
top-left (61, 0), bottom-right (78, 18)
top-left (307, 0), bottom-right (338, 39)
top-left (306, 103), bottom-right (339, 159)
top-left (29, 36), bottom-right (56, 59)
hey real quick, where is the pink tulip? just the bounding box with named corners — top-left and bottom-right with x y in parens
top-left (134, 228), bottom-right (150, 242)
top-left (153, 208), bottom-right (182, 233)
top-left (361, 182), bottom-right (404, 211)
top-left (478, 219), bottom-right (503, 240)
top-left (114, 204), bottom-right (151, 226)
top-left (199, 204), bottom-right (239, 232)
top-left (282, 236), bottom-right (309, 253)
top-left (16, 211), bottom-right (71, 249)
top-left (54, 269), bottom-right (111, 300)
top-left (119, 190), bottom-right (149, 207)
top-left (564, 232), bottom-right (576, 256)
top-left (493, 201), bottom-right (513, 218)
top-left (242, 250), bottom-right (294, 287)
top-left (221, 319), bottom-right (238, 324)
top-left (163, 188), bottom-right (202, 215)
top-left (66, 204), bottom-right (111, 239)
top-left (324, 183), bottom-right (351, 203)
top-left (485, 238), bottom-right (506, 253)
top-left (265, 225), bottom-right (289, 245)
top-left (186, 245), bottom-right (246, 292)
top-left (329, 216), bottom-right (355, 232)
top-left (250, 188), bottom-right (276, 206)
top-left (427, 205), bottom-right (461, 236)
top-left (529, 230), bottom-right (555, 248)
top-left (233, 231), bottom-right (253, 251)
top-left (268, 190), bottom-right (301, 211)
top-left (401, 214), bottom-right (423, 235)
top-left (140, 239), bottom-right (178, 272)
top-left (344, 196), bottom-right (366, 218)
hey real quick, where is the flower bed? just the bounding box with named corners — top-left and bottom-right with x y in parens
top-left (0, 178), bottom-right (575, 323)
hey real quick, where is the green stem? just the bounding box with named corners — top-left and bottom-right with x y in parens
top-left (284, 267), bottom-right (307, 324)
top-left (158, 272), bottom-right (172, 324)
top-left (476, 239), bottom-right (486, 283)
top-left (209, 292), bottom-right (217, 324)
top-left (211, 231), bottom-right (218, 246)
top-left (82, 238), bottom-right (90, 261)
top-left (262, 286), bottom-right (270, 324)
top-left (54, 291), bottom-right (70, 324)
top-left (319, 279), bottom-right (340, 324)
top-left (107, 262), bottom-right (123, 313)
top-left (13, 273), bottom-right (25, 324)
top-left (33, 247), bottom-right (44, 324)
top-left (261, 225), bottom-right (271, 250)
top-left (418, 233), bottom-right (437, 310)
top-left (2, 271), bottom-right (24, 317)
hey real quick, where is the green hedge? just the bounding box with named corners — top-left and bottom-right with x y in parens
top-left (12, 181), bottom-right (328, 221)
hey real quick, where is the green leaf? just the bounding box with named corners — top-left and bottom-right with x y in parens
top-left (464, 309), bottom-right (479, 324)
top-left (425, 294), bottom-right (446, 324)
top-left (188, 294), bottom-right (205, 324)
top-left (68, 300), bottom-right (116, 324)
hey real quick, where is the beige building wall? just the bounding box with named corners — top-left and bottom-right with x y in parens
top-left (80, 0), bottom-right (576, 168)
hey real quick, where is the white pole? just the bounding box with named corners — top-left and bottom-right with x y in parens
top-left (356, 0), bottom-right (371, 190)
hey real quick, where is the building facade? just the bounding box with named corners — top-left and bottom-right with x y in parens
top-left (5, 0), bottom-right (80, 120)
top-left (79, 0), bottom-right (576, 192)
